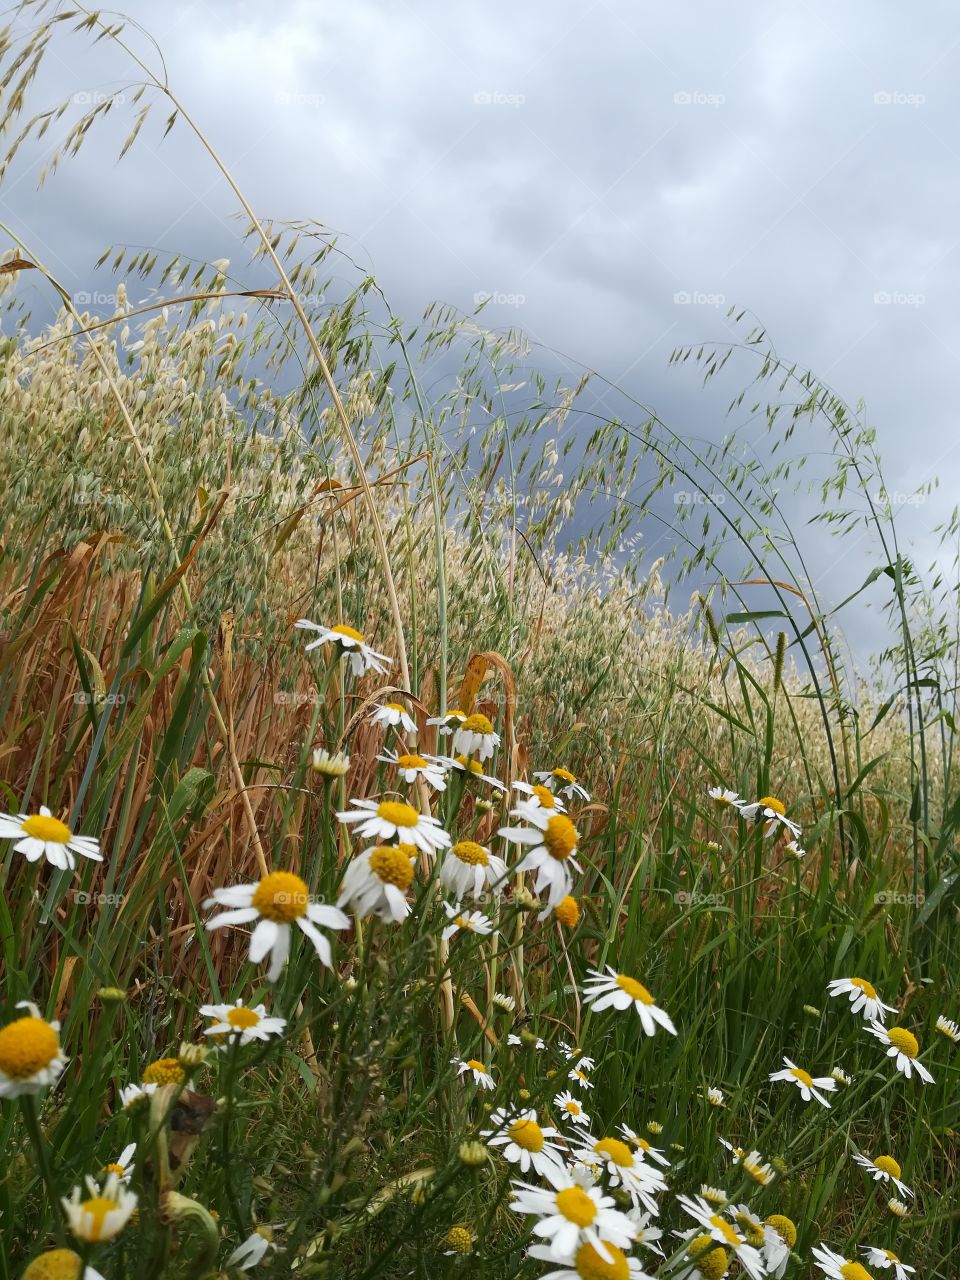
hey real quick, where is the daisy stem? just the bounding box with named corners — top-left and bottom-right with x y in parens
top-left (220, 1037), bottom-right (246, 1235)
top-left (19, 1095), bottom-right (65, 1241)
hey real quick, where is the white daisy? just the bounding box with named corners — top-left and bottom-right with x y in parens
top-left (827, 977), bottom-right (897, 1023)
top-left (102, 1143), bottom-right (136, 1182)
top-left (627, 1207), bottom-right (664, 1254)
top-left (453, 1056), bottom-right (495, 1090)
top-left (707, 786), bottom-right (741, 808)
top-left (675, 1232), bottom-right (733, 1280)
top-left (617, 1125), bottom-right (671, 1168)
top-left (762, 1216), bottom-right (797, 1278)
top-left (863, 1246), bottom-right (916, 1278)
top-left (498, 807), bottom-right (582, 907)
top-left (866, 1021), bottom-right (935, 1082)
top-left (568, 1065), bottom-right (594, 1090)
top-left (199, 999), bottom-right (287, 1046)
top-left (311, 748), bottom-right (351, 779)
top-left (204, 871), bottom-right (350, 981)
top-left (513, 780), bottom-right (567, 812)
top-left (226, 1227), bottom-right (275, 1270)
top-left (554, 1090), bottom-right (592, 1128)
top-left (852, 1153), bottom-right (913, 1198)
top-left (768, 1056), bottom-right (836, 1106)
top-left (935, 1014), bottom-right (960, 1043)
top-left (508, 1032), bottom-right (546, 1051)
top-left (337, 843), bottom-right (417, 922)
top-left (451, 713), bottom-right (500, 762)
top-left (736, 795), bottom-right (801, 839)
top-left (706, 1087), bottom-right (726, 1107)
top-left (63, 1172), bottom-right (137, 1242)
top-left (427, 709), bottom-right (467, 736)
top-left (442, 754), bottom-right (507, 792)
top-left (813, 1242), bottom-right (872, 1280)
top-left (441, 901), bottom-right (495, 940)
top-left (509, 1163), bottom-right (637, 1263)
top-left (440, 840), bottom-right (508, 900)
top-left (571, 1134), bottom-right (667, 1213)
top-left (534, 768), bottom-right (591, 802)
top-left (377, 748), bottom-right (447, 792)
top-left (293, 619), bottom-right (389, 677)
top-left (337, 798), bottom-right (451, 854)
top-left (676, 1195), bottom-right (765, 1279)
top-left (581, 968), bottom-right (676, 1037)
top-left (526, 1242), bottom-right (654, 1279)
top-left (0, 1002), bottom-right (68, 1098)
top-left (369, 701), bottom-right (417, 735)
top-left (481, 1107), bottom-right (567, 1176)
top-left (0, 805), bottom-right (101, 871)
top-left (832, 1067), bottom-right (853, 1086)
top-left (119, 1081), bottom-right (157, 1110)
top-left (783, 839), bottom-right (806, 860)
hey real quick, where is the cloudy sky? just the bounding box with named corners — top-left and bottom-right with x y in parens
top-left (5, 0), bottom-right (960, 666)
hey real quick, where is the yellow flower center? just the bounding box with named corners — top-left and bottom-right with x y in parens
top-left (375, 801), bottom-right (420, 829)
top-left (615, 974), bottom-right (655, 1004)
top-left (21, 813), bottom-right (73, 843)
top-left (744, 1156), bottom-right (771, 1183)
top-left (453, 840), bottom-right (489, 866)
top-left (251, 871), bottom-right (309, 922)
top-left (455, 755), bottom-right (484, 775)
top-left (331, 623), bottom-right (364, 643)
top-left (461, 713), bottom-right (493, 734)
top-left (76, 1195), bottom-right (123, 1241)
top-left (444, 1225), bottom-right (473, 1254)
top-left (554, 896), bottom-right (580, 926)
top-left (0, 1016), bottom-right (59, 1079)
top-left (874, 1154), bottom-right (902, 1178)
top-left (709, 1216), bottom-right (741, 1247)
top-left (790, 1066), bottom-right (814, 1087)
top-left (226, 1006), bottom-right (261, 1030)
top-left (758, 795), bottom-right (785, 814)
top-left (733, 1213), bottom-right (765, 1248)
top-left (850, 977), bottom-right (878, 998)
top-left (543, 814), bottom-right (578, 861)
top-left (142, 1057), bottom-right (185, 1086)
top-left (368, 845), bottom-right (416, 890)
top-left (396, 754), bottom-right (429, 769)
top-left (465, 1059), bottom-right (487, 1073)
top-left (103, 1162), bottom-right (126, 1176)
top-left (554, 1186), bottom-right (597, 1227)
top-left (765, 1214), bottom-right (797, 1247)
top-left (532, 784), bottom-right (556, 807)
top-left (21, 1250), bottom-right (84, 1280)
top-left (563, 1099), bottom-right (582, 1115)
top-left (688, 1235), bottom-right (729, 1280)
top-left (839, 1265), bottom-right (872, 1280)
top-left (593, 1137), bottom-right (633, 1168)
top-left (553, 767), bottom-right (576, 783)
top-left (384, 702), bottom-right (406, 713)
top-left (574, 1241), bottom-right (629, 1280)
top-left (886, 1027), bottom-right (919, 1057)
top-left (508, 1117), bottom-right (545, 1152)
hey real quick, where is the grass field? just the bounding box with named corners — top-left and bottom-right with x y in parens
top-left (1, 5), bottom-right (960, 1279)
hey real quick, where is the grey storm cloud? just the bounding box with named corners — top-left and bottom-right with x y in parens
top-left (3, 0), bottom-right (959, 665)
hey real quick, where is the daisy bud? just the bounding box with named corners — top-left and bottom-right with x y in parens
top-left (97, 986), bottom-right (127, 1004)
top-left (458, 1140), bottom-right (488, 1167)
top-left (178, 1042), bottom-right (212, 1069)
top-left (160, 1191), bottom-right (219, 1269)
top-left (443, 1224), bottom-right (474, 1255)
top-left (514, 887), bottom-right (539, 911)
top-left (802, 1004), bottom-right (821, 1018)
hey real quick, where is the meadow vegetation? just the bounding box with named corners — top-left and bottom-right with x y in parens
top-left (1, 4), bottom-right (959, 1278)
